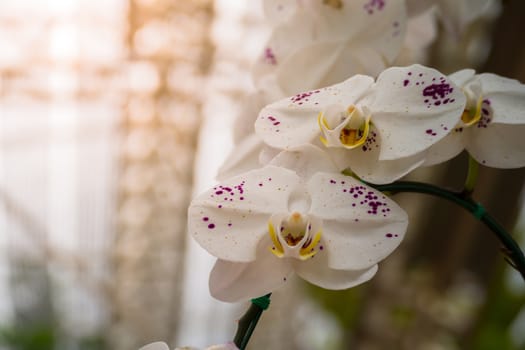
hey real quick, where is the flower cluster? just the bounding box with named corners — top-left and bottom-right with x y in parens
top-left (188, 0), bottom-right (524, 303)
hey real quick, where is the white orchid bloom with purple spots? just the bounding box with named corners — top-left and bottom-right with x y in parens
top-left (253, 0), bottom-right (407, 97)
top-left (139, 341), bottom-right (239, 350)
top-left (188, 146), bottom-right (408, 302)
top-left (255, 64), bottom-right (466, 184)
top-left (424, 69), bottom-right (525, 168)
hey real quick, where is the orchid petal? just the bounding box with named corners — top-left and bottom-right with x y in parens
top-left (465, 123), bottom-right (525, 168)
top-left (293, 254), bottom-right (378, 290)
top-left (255, 75), bottom-right (374, 149)
top-left (140, 342), bottom-right (170, 350)
top-left (232, 91), bottom-right (271, 144)
top-left (269, 144), bottom-right (339, 179)
top-left (206, 343), bottom-right (239, 350)
top-left (448, 69), bottom-right (476, 88)
top-left (423, 128), bottom-right (465, 166)
top-left (217, 134), bottom-right (264, 181)
top-left (348, 144), bottom-right (426, 185)
top-left (253, 7), bottom-right (318, 85)
top-left (273, 40), bottom-right (349, 97)
top-left (327, 124), bottom-right (426, 184)
top-left (259, 144), bottom-right (281, 165)
top-left (209, 239), bottom-right (293, 302)
top-left (308, 173), bottom-right (408, 270)
top-left (305, 0), bottom-right (406, 64)
top-left (363, 64), bottom-right (466, 160)
top-left (476, 73), bottom-right (525, 124)
top-left (263, 0), bottom-right (299, 24)
top-left (349, 0), bottom-right (407, 64)
top-left (255, 0), bottom-right (405, 95)
top-left (395, 10), bottom-right (437, 66)
top-left (189, 166), bottom-right (301, 262)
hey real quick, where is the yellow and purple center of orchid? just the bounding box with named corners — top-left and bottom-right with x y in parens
top-left (268, 212), bottom-right (322, 260)
top-left (317, 104), bottom-right (371, 149)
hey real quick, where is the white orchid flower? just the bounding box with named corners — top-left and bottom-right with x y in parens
top-left (255, 64), bottom-right (466, 184)
top-left (424, 69), bottom-right (525, 168)
top-left (189, 145), bottom-right (408, 302)
top-left (254, 0), bottom-right (407, 96)
top-left (138, 341), bottom-right (239, 350)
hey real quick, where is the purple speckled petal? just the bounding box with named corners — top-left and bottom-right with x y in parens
top-left (362, 64), bottom-right (466, 161)
top-left (292, 254), bottom-right (378, 290)
top-left (476, 73), bottom-right (525, 125)
top-left (189, 166), bottom-right (301, 262)
top-left (465, 123), bottom-right (525, 168)
top-left (348, 145), bottom-right (426, 185)
top-left (209, 240), bottom-right (293, 302)
top-left (423, 129), bottom-right (465, 166)
top-left (307, 172), bottom-right (408, 270)
top-left (330, 123), bottom-right (426, 184)
top-left (254, 0), bottom-right (406, 96)
top-left (255, 75), bottom-right (374, 149)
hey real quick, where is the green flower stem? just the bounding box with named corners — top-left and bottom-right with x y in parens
top-left (464, 155), bottom-right (479, 195)
top-left (370, 181), bottom-right (525, 280)
top-left (233, 293), bottom-right (271, 349)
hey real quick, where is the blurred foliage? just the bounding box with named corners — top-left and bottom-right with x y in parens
top-left (306, 282), bottom-right (369, 346)
top-left (470, 280), bottom-right (524, 350)
top-left (469, 234), bottom-right (525, 350)
top-left (0, 326), bottom-right (55, 350)
top-left (0, 325), bottom-right (106, 350)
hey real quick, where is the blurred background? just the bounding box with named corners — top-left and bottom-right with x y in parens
top-left (0, 0), bottom-right (524, 349)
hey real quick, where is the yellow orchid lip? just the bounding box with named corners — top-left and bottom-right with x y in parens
top-left (461, 95), bottom-right (484, 126)
top-left (318, 105), bottom-right (371, 149)
top-left (268, 221), bottom-right (285, 258)
top-left (298, 231), bottom-right (322, 260)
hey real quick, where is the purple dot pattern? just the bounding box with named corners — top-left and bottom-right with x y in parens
top-left (385, 233), bottom-right (399, 238)
top-left (260, 115), bottom-right (281, 133)
top-left (203, 180), bottom-right (250, 230)
top-left (402, 71), bottom-right (455, 110)
top-left (364, 0), bottom-right (385, 14)
top-left (477, 99), bottom-right (492, 129)
top-left (361, 130), bottom-right (379, 152)
top-left (426, 124), bottom-right (449, 136)
top-left (211, 181), bottom-right (246, 202)
top-left (203, 176), bottom-right (277, 231)
top-left (328, 180), bottom-right (391, 217)
top-left (425, 129), bottom-right (437, 136)
top-left (401, 70), bottom-right (458, 139)
top-left (290, 89), bottom-right (321, 105)
top-left (263, 47), bottom-right (277, 65)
